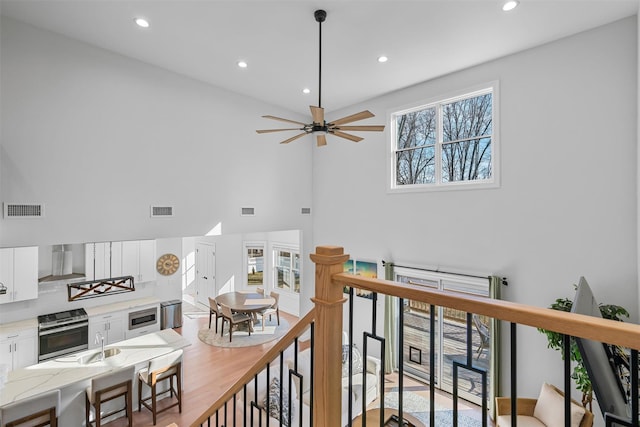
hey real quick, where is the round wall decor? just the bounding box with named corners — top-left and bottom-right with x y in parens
top-left (157, 253), bottom-right (180, 276)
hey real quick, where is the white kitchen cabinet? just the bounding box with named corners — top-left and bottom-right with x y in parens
top-left (0, 328), bottom-right (37, 371)
top-left (85, 242), bottom-right (124, 281)
top-left (122, 240), bottom-right (156, 283)
top-left (88, 312), bottom-right (125, 349)
top-left (124, 322), bottom-right (160, 340)
top-left (0, 246), bottom-right (38, 305)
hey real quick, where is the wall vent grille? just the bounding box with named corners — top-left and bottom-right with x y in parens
top-left (241, 207), bottom-right (255, 216)
top-left (150, 206), bottom-right (174, 217)
top-left (301, 207), bottom-right (311, 215)
top-left (4, 203), bottom-right (44, 218)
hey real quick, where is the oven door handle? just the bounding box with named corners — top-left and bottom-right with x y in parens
top-left (39, 321), bottom-right (89, 336)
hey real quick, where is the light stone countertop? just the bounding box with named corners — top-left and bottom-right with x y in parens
top-left (0, 328), bottom-right (190, 407)
top-left (0, 318), bottom-right (38, 336)
top-left (0, 297), bottom-right (161, 335)
top-left (85, 296), bottom-right (160, 316)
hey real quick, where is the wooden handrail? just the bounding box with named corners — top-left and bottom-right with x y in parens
top-left (189, 308), bottom-right (316, 427)
top-left (334, 272), bottom-right (640, 350)
top-left (192, 245), bottom-right (640, 426)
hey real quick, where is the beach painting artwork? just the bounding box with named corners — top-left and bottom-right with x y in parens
top-left (355, 260), bottom-right (377, 299)
top-left (342, 259), bottom-right (354, 294)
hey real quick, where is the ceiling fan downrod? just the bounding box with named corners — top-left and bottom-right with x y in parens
top-left (315, 9), bottom-right (326, 110)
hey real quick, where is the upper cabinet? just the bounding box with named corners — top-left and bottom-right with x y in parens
top-left (85, 242), bottom-right (123, 281)
top-left (0, 246), bottom-right (38, 304)
top-left (85, 240), bottom-right (156, 284)
top-left (122, 240), bottom-right (156, 283)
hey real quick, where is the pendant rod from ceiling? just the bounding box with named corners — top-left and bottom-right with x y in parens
top-left (315, 10), bottom-right (326, 110)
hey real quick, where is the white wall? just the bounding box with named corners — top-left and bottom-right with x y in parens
top-left (0, 16), bottom-right (313, 247)
top-left (192, 229), bottom-right (302, 316)
top-left (313, 17), bottom-right (638, 401)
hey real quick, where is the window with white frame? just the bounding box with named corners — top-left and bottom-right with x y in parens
top-left (391, 84), bottom-right (497, 191)
top-left (274, 247), bottom-right (300, 294)
top-left (244, 243), bottom-right (265, 287)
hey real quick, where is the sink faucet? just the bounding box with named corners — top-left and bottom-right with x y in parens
top-left (94, 332), bottom-right (105, 361)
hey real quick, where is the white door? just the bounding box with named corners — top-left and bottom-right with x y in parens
top-left (195, 243), bottom-right (215, 306)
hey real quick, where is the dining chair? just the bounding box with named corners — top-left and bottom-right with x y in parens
top-left (208, 297), bottom-right (223, 332)
top-left (1, 389), bottom-right (60, 427)
top-left (219, 303), bottom-right (252, 342)
top-left (256, 287), bottom-right (264, 296)
top-left (258, 291), bottom-right (280, 330)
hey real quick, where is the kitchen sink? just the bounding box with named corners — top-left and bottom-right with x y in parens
top-left (76, 347), bottom-right (121, 364)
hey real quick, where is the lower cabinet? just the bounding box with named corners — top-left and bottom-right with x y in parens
top-left (124, 322), bottom-right (160, 340)
top-left (0, 328), bottom-right (37, 371)
top-left (88, 312), bottom-right (124, 349)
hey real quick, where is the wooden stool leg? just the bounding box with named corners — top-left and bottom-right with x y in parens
top-left (138, 377), bottom-right (142, 412)
top-left (177, 370), bottom-right (182, 413)
top-left (95, 398), bottom-right (101, 427)
top-left (127, 382), bottom-right (132, 427)
top-left (85, 393), bottom-right (91, 427)
top-left (151, 383), bottom-right (157, 425)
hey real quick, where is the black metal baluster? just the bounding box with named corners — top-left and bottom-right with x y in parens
top-left (563, 334), bottom-right (571, 427)
top-left (398, 297), bottom-right (404, 426)
top-left (348, 287), bottom-right (354, 426)
top-left (430, 304), bottom-right (435, 427)
top-left (510, 322), bottom-right (517, 427)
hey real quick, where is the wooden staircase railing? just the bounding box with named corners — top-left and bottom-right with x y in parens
top-left (192, 245), bottom-right (640, 427)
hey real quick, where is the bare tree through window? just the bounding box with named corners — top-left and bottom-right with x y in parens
top-left (393, 90), bottom-right (494, 188)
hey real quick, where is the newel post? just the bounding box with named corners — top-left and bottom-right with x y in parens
top-left (310, 245), bottom-right (349, 427)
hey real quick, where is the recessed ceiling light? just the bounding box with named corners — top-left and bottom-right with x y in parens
top-left (302, 88), bottom-right (311, 94)
top-left (502, 1), bottom-right (519, 11)
top-left (377, 56), bottom-right (388, 63)
top-left (237, 61), bottom-right (248, 68)
top-left (134, 18), bottom-right (150, 28)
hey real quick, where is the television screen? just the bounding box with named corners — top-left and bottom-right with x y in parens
top-left (571, 277), bottom-right (629, 419)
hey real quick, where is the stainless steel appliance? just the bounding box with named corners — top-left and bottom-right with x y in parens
top-left (38, 308), bottom-right (88, 362)
top-left (128, 306), bottom-right (158, 330)
top-left (160, 300), bottom-right (182, 329)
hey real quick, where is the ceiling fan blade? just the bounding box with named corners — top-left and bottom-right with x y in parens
top-left (333, 125), bottom-right (385, 132)
top-left (262, 115), bottom-right (307, 126)
top-left (332, 131), bottom-right (364, 143)
top-left (329, 110), bottom-right (375, 126)
top-left (280, 133), bottom-right (308, 144)
top-left (316, 134), bottom-right (327, 147)
top-left (310, 106), bottom-right (325, 124)
top-left (256, 128), bottom-right (302, 134)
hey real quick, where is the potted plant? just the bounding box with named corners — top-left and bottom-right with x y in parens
top-left (537, 287), bottom-right (629, 410)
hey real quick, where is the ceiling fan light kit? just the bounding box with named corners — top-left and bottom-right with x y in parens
top-left (256, 9), bottom-right (385, 147)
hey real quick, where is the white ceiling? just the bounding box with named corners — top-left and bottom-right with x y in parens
top-left (1, 0), bottom-right (637, 115)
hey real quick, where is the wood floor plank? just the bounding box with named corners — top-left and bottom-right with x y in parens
top-left (105, 308), bottom-right (299, 427)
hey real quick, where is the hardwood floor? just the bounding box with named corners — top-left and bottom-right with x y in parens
top-left (104, 303), bottom-right (487, 427)
top-left (106, 306), bottom-right (300, 427)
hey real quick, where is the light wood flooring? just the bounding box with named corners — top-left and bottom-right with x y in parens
top-left (104, 302), bottom-right (486, 427)
top-left (105, 303), bottom-right (299, 427)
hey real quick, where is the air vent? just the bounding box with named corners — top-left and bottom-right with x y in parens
top-left (241, 207), bottom-right (255, 216)
top-left (301, 207), bottom-right (311, 215)
top-left (3, 203), bottom-right (44, 218)
top-left (150, 206), bottom-right (174, 217)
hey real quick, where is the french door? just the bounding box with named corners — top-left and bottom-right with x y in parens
top-left (395, 267), bottom-right (490, 405)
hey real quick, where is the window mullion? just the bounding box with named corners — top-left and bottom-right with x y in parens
top-left (436, 103), bottom-right (443, 185)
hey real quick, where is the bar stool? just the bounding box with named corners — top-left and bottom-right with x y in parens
top-left (137, 349), bottom-right (183, 425)
top-left (85, 366), bottom-right (134, 427)
top-left (0, 389), bottom-right (60, 427)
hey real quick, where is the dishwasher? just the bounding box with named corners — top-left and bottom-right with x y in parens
top-left (160, 299), bottom-right (183, 329)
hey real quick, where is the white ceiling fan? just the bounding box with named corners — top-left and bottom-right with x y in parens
top-left (256, 9), bottom-right (385, 147)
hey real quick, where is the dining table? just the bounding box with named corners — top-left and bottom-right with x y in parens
top-left (216, 291), bottom-right (276, 330)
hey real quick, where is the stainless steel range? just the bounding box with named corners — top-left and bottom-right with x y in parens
top-left (37, 308), bottom-right (88, 362)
